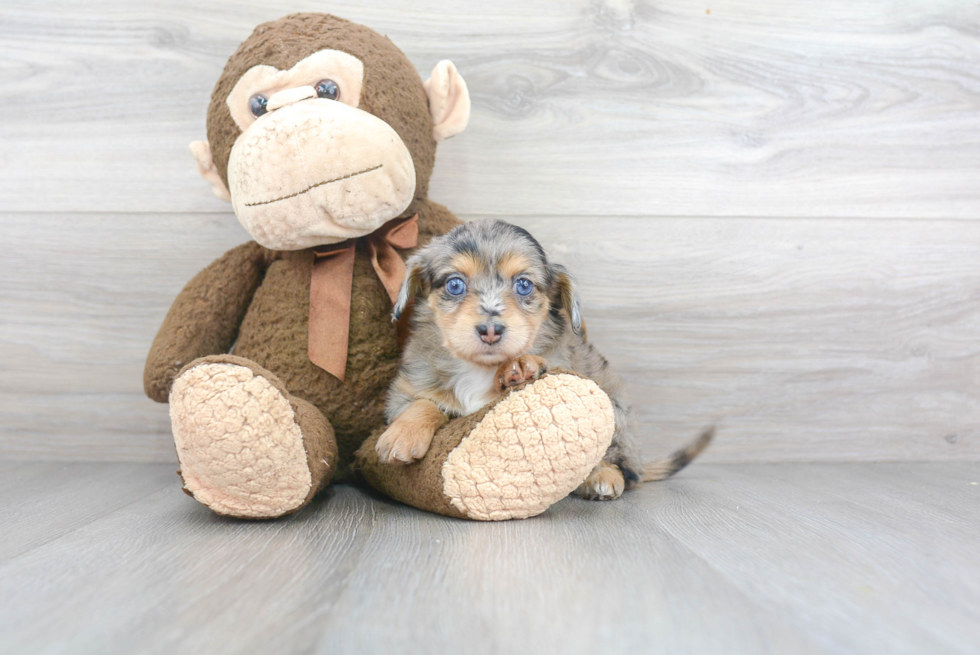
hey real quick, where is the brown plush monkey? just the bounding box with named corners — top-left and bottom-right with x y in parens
top-left (145, 13), bottom-right (614, 520)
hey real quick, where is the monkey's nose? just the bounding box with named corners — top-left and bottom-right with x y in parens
top-left (266, 86), bottom-right (317, 112)
top-left (477, 322), bottom-right (505, 344)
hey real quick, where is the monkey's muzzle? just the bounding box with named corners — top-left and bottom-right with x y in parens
top-left (227, 100), bottom-right (417, 251)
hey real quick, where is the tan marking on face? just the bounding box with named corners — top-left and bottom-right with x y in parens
top-left (449, 252), bottom-right (483, 281)
top-left (498, 252), bottom-right (531, 281)
top-left (426, 248), bottom-right (552, 367)
top-left (499, 294), bottom-right (532, 349)
top-left (529, 294), bottom-right (550, 330)
top-left (429, 285), bottom-right (544, 368)
top-left (431, 293), bottom-right (487, 362)
top-left (500, 293), bottom-right (548, 353)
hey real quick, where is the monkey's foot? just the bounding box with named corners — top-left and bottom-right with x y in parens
top-left (356, 372), bottom-right (615, 521)
top-left (169, 355), bottom-right (337, 519)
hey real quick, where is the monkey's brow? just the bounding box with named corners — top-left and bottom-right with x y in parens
top-left (244, 164), bottom-right (383, 207)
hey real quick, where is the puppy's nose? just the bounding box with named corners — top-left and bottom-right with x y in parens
top-left (477, 322), bottom-right (505, 344)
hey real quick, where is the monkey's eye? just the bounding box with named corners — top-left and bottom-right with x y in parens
top-left (249, 94), bottom-right (268, 117)
top-left (315, 79), bottom-right (340, 101)
top-left (514, 278), bottom-right (534, 296)
top-left (446, 277), bottom-right (467, 296)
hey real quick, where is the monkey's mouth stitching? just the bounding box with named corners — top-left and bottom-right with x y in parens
top-left (245, 164), bottom-right (384, 207)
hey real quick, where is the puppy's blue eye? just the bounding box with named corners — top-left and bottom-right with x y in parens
top-left (446, 277), bottom-right (467, 296)
top-left (514, 278), bottom-right (533, 296)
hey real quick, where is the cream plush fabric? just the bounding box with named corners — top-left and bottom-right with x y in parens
top-left (171, 362), bottom-right (318, 518)
top-left (355, 372), bottom-right (615, 521)
top-left (442, 374), bottom-right (614, 520)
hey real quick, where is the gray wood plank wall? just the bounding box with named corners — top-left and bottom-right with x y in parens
top-left (1, 0), bottom-right (978, 462)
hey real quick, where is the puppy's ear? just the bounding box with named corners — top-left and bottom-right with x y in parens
top-left (550, 264), bottom-right (584, 335)
top-left (393, 256), bottom-right (425, 321)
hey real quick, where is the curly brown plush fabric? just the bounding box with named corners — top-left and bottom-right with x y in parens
top-left (144, 242), bottom-right (270, 403)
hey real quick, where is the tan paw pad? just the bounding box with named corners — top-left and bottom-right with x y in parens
top-left (170, 363), bottom-right (312, 518)
top-left (441, 373), bottom-right (614, 520)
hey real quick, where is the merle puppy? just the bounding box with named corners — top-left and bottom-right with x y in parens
top-left (375, 219), bottom-right (712, 500)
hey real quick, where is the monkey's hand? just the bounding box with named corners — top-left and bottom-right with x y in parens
top-left (495, 355), bottom-right (548, 392)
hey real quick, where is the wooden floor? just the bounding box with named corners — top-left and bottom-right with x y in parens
top-left (1, 461), bottom-right (978, 654)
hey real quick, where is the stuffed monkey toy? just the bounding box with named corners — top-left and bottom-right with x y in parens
top-left (144, 13), bottom-right (614, 521)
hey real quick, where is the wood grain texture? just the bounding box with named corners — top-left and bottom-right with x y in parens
top-left (2, 213), bottom-right (977, 462)
top-left (0, 461), bottom-right (175, 562)
top-left (525, 216), bottom-right (980, 462)
top-left (0, 462), bottom-right (978, 654)
top-left (0, 0), bottom-right (978, 217)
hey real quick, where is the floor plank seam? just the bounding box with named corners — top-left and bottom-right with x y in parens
top-left (0, 477), bottom-right (178, 568)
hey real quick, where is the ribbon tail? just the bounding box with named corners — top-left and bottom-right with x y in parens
top-left (385, 214), bottom-right (420, 250)
top-left (309, 246), bottom-right (356, 382)
top-left (368, 213), bottom-right (420, 304)
top-left (368, 239), bottom-right (408, 304)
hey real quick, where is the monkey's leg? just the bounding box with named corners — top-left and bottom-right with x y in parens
top-left (355, 372), bottom-right (614, 521)
top-left (169, 355), bottom-right (337, 519)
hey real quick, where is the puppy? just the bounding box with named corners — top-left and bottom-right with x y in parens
top-left (376, 219), bottom-right (713, 500)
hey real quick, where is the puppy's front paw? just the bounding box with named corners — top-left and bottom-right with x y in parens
top-left (375, 422), bottom-right (434, 465)
top-left (575, 462), bottom-right (625, 501)
top-left (495, 355), bottom-right (548, 392)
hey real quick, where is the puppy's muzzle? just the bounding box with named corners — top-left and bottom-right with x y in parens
top-left (477, 322), bottom-right (505, 344)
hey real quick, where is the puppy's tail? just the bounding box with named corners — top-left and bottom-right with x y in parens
top-left (642, 426), bottom-right (715, 482)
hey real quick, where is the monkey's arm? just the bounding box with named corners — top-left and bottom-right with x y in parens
top-left (144, 241), bottom-right (271, 402)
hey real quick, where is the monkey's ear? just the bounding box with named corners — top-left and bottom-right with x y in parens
top-left (189, 140), bottom-right (231, 202)
top-left (392, 256), bottom-right (425, 321)
top-left (424, 60), bottom-right (471, 142)
top-left (551, 264), bottom-right (584, 336)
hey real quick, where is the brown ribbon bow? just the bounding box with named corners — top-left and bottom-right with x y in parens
top-left (309, 214), bottom-right (419, 382)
